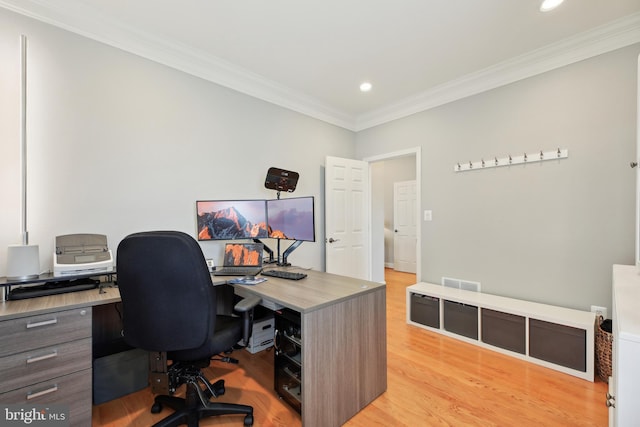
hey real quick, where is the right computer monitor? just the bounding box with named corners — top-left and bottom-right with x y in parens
top-left (267, 196), bottom-right (315, 242)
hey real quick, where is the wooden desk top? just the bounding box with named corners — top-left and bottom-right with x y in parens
top-left (0, 285), bottom-right (121, 321)
top-left (0, 270), bottom-right (385, 320)
top-left (231, 269), bottom-right (385, 313)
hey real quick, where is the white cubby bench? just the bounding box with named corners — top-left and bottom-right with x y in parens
top-left (406, 282), bottom-right (595, 381)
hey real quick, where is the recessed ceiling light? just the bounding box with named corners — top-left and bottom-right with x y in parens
top-left (359, 82), bottom-right (372, 92)
top-left (540, 0), bottom-right (564, 12)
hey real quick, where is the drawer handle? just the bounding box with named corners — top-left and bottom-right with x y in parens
top-left (26, 318), bottom-right (58, 329)
top-left (26, 350), bottom-right (58, 364)
top-left (26, 385), bottom-right (58, 400)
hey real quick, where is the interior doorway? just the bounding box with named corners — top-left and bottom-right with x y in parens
top-left (365, 147), bottom-right (421, 284)
top-left (393, 180), bottom-right (417, 273)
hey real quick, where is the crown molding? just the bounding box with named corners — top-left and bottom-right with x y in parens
top-left (0, 0), bottom-right (357, 130)
top-left (2, 1), bottom-right (639, 132)
top-left (355, 12), bottom-right (640, 131)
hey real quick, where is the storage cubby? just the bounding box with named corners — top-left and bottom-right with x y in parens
top-left (406, 282), bottom-right (595, 381)
top-left (481, 308), bottom-right (526, 355)
top-left (274, 308), bottom-right (302, 413)
top-left (529, 318), bottom-right (586, 372)
top-left (410, 293), bottom-right (440, 328)
top-left (444, 300), bottom-right (478, 340)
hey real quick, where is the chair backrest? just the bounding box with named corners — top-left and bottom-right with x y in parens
top-left (116, 231), bottom-right (215, 352)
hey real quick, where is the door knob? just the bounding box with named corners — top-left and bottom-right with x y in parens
top-left (328, 238), bottom-right (340, 243)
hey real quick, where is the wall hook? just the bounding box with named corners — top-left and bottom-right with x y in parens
top-left (454, 148), bottom-right (568, 172)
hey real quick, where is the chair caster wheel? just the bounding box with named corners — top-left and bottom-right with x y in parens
top-left (151, 402), bottom-right (162, 414)
top-left (243, 414), bottom-right (254, 426)
top-left (211, 379), bottom-right (225, 397)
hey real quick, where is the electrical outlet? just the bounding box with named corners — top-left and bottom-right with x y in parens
top-left (590, 305), bottom-right (607, 320)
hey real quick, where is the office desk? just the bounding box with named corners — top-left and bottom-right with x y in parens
top-left (233, 269), bottom-right (387, 427)
top-left (0, 271), bottom-right (386, 427)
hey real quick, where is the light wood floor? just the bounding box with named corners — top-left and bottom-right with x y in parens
top-left (93, 269), bottom-right (608, 426)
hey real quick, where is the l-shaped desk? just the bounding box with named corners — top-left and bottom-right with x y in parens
top-left (0, 270), bottom-right (387, 427)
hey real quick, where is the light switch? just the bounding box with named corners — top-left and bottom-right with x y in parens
top-left (424, 210), bottom-right (432, 221)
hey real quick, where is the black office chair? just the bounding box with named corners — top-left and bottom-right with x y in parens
top-left (116, 231), bottom-right (260, 427)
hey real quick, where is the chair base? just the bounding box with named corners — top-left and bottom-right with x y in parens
top-left (151, 379), bottom-right (253, 427)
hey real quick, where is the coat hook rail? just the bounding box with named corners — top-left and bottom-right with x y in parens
top-left (454, 148), bottom-right (568, 172)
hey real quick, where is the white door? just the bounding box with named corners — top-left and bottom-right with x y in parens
top-left (393, 180), bottom-right (417, 273)
top-left (325, 156), bottom-right (369, 280)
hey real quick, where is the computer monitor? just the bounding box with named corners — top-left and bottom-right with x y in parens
top-left (196, 200), bottom-right (268, 241)
top-left (266, 196), bottom-right (315, 242)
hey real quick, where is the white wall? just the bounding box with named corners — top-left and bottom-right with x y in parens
top-left (356, 44), bottom-right (640, 312)
top-left (0, 8), bottom-right (356, 275)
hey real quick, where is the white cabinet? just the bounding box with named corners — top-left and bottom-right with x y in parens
top-left (407, 282), bottom-right (595, 381)
top-left (610, 265), bottom-right (640, 426)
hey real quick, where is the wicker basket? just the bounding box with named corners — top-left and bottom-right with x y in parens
top-left (595, 315), bottom-right (613, 383)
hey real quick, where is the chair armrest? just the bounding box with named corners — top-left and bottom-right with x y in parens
top-left (234, 295), bottom-right (262, 347)
top-left (234, 295), bottom-right (262, 312)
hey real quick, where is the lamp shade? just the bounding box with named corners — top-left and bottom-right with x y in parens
top-left (6, 244), bottom-right (40, 280)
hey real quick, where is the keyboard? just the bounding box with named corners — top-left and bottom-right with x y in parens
top-left (212, 267), bottom-right (263, 276)
top-left (261, 270), bottom-right (307, 280)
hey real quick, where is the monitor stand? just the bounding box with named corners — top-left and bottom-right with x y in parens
top-left (254, 239), bottom-right (275, 264)
top-left (254, 239), bottom-right (303, 266)
top-left (280, 240), bottom-right (303, 267)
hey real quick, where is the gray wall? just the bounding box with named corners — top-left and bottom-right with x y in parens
top-left (2, 7), bottom-right (638, 315)
top-left (356, 44), bottom-right (640, 312)
top-left (0, 8), bottom-right (355, 275)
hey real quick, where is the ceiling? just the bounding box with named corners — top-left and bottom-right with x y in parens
top-left (2, 0), bottom-right (640, 130)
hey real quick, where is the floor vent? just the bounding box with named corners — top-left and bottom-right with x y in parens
top-left (442, 277), bottom-right (481, 292)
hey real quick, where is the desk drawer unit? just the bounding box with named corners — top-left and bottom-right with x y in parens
top-left (0, 338), bottom-right (92, 394)
top-left (0, 307), bottom-right (93, 427)
top-left (0, 308), bottom-right (92, 357)
top-left (1, 369), bottom-right (92, 427)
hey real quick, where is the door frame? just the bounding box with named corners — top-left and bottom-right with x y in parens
top-left (363, 147), bottom-right (422, 282)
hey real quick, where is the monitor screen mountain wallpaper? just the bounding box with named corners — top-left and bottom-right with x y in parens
top-left (197, 204), bottom-right (268, 240)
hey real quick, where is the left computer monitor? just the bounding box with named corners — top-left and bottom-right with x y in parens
top-left (196, 200), bottom-right (268, 241)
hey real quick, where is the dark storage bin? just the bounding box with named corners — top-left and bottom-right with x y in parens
top-left (410, 293), bottom-right (440, 328)
top-left (481, 308), bottom-right (526, 354)
top-left (529, 318), bottom-right (586, 372)
top-left (443, 300), bottom-right (478, 340)
top-left (93, 348), bottom-right (149, 404)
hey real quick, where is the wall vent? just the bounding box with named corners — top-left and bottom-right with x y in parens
top-left (442, 277), bottom-right (481, 292)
